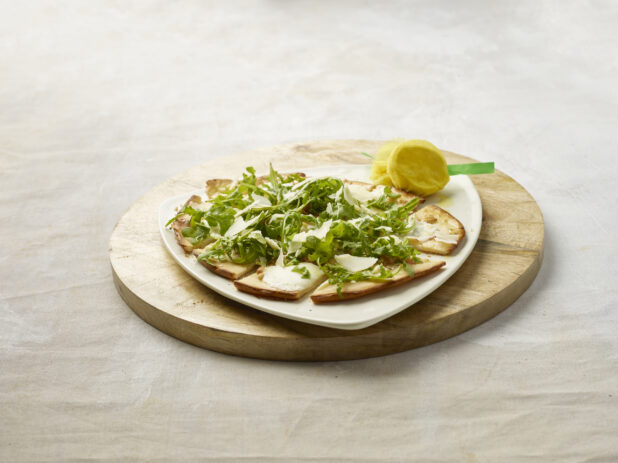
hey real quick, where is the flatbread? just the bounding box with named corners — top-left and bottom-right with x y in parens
top-left (169, 174), bottom-right (461, 302)
top-left (205, 179), bottom-right (234, 197)
top-left (310, 260), bottom-right (446, 303)
top-left (170, 194), bottom-right (210, 253)
top-left (408, 205), bottom-right (465, 255)
top-left (174, 173), bottom-right (305, 279)
top-left (233, 267), bottom-right (327, 300)
top-left (191, 248), bottom-right (256, 280)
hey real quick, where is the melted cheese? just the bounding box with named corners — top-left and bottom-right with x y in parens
top-left (334, 254), bottom-right (378, 272)
top-left (262, 263), bottom-right (324, 292)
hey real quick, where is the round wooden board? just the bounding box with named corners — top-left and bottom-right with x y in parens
top-left (109, 140), bottom-right (544, 361)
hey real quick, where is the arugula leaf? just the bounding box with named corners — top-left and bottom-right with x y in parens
top-left (367, 186), bottom-right (401, 210)
top-left (203, 205), bottom-right (236, 235)
top-left (403, 261), bottom-right (416, 277)
top-left (165, 212), bottom-right (183, 227)
top-left (181, 223), bottom-right (211, 246)
top-left (292, 265), bottom-right (311, 279)
top-left (322, 262), bottom-right (403, 297)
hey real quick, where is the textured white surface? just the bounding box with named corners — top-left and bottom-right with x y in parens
top-left (1, 1), bottom-right (617, 461)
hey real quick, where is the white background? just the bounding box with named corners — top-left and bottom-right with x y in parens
top-left (1, 1), bottom-right (617, 461)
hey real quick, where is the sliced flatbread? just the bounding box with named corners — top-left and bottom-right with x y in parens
top-left (310, 259), bottom-right (446, 304)
top-left (205, 179), bottom-right (234, 197)
top-left (408, 205), bottom-right (465, 256)
top-left (170, 173), bottom-right (458, 301)
top-left (234, 266), bottom-right (327, 300)
top-left (170, 194), bottom-right (211, 253)
top-left (170, 213), bottom-right (193, 253)
top-left (191, 248), bottom-right (255, 280)
top-left (173, 173), bottom-right (305, 279)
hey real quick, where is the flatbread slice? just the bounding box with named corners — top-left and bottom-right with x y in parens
top-left (172, 173), bottom-right (306, 278)
top-left (234, 266), bottom-right (327, 300)
top-left (310, 259), bottom-right (446, 304)
top-left (205, 179), bottom-right (234, 197)
top-left (191, 248), bottom-right (255, 280)
top-left (408, 205), bottom-right (465, 256)
top-left (170, 194), bottom-right (212, 253)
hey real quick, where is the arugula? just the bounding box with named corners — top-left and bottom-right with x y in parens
top-left (367, 186), bottom-right (401, 210)
top-left (292, 265), bottom-right (311, 279)
top-left (168, 166), bottom-right (423, 295)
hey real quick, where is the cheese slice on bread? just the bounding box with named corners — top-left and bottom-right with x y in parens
top-left (170, 194), bottom-right (213, 253)
top-left (408, 205), bottom-right (465, 255)
top-left (234, 263), bottom-right (327, 300)
top-left (191, 248), bottom-right (256, 280)
top-left (172, 173), bottom-right (305, 280)
top-left (310, 259), bottom-right (446, 303)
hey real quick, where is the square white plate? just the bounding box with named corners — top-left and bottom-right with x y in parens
top-left (159, 165), bottom-right (481, 330)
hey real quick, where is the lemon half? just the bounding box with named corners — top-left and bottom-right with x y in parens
top-left (369, 138), bottom-right (402, 186)
top-left (384, 139), bottom-right (449, 196)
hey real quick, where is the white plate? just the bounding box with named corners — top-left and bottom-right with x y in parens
top-left (159, 165), bottom-right (481, 330)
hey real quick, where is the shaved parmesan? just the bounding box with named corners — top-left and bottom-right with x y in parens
top-left (247, 230), bottom-right (266, 243)
top-left (262, 263), bottom-right (324, 292)
top-left (251, 194), bottom-right (272, 207)
top-left (346, 183), bottom-right (384, 204)
top-left (289, 220), bottom-right (333, 252)
top-left (224, 215), bottom-right (261, 238)
top-left (265, 237), bottom-right (280, 250)
top-left (235, 194), bottom-right (272, 216)
top-left (224, 217), bottom-right (248, 238)
top-left (334, 254), bottom-right (378, 272)
top-left (342, 185), bottom-right (355, 205)
top-left (188, 200), bottom-right (211, 212)
top-left (409, 220), bottom-right (459, 244)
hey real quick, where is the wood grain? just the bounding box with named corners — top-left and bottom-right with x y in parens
top-left (109, 140), bottom-right (544, 361)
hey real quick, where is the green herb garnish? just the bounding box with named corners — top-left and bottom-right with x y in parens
top-left (168, 165), bottom-right (422, 295)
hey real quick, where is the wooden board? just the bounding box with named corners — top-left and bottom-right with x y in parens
top-left (109, 140), bottom-right (544, 361)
